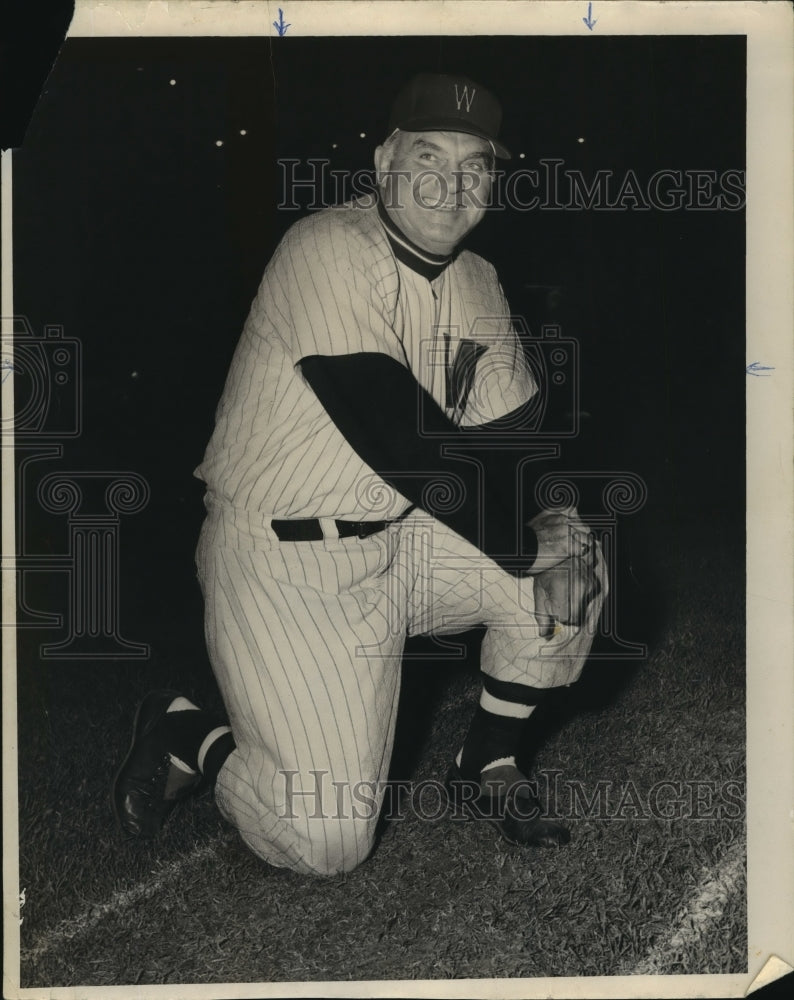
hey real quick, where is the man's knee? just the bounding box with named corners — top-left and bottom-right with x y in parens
top-left (242, 813), bottom-right (376, 877)
top-left (235, 773), bottom-right (379, 876)
top-left (304, 816), bottom-right (376, 876)
top-left (218, 759), bottom-right (384, 875)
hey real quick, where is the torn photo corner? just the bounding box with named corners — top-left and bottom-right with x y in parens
top-left (2, 2), bottom-right (792, 999)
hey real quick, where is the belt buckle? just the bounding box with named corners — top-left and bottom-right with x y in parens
top-left (355, 522), bottom-right (370, 539)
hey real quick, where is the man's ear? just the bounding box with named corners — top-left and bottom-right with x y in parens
top-left (373, 144), bottom-right (388, 184)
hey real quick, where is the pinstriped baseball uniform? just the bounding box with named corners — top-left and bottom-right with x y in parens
top-left (197, 195), bottom-right (534, 520)
top-left (194, 194), bottom-right (606, 876)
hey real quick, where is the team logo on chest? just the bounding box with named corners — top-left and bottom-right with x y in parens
top-left (444, 334), bottom-right (488, 416)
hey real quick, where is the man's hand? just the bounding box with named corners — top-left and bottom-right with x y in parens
top-left (526, 509), bottom-right (591, 574)
top-left (532, 553), bottom-right (602, 638)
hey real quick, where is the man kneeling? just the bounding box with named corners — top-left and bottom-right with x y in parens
top-left (113, 73), bottom-right (606, 876)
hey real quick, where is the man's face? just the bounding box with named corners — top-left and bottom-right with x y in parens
top-left (374, 130), bottom-right (494, 256)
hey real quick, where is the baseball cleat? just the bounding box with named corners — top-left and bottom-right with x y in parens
top-left (112, 689), bottom-right (202, 839)
top-left (445, 762), bottom-right (571, 848)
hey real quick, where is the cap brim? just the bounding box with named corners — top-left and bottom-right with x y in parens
top-left (395, 116), bottom-right (511, 159)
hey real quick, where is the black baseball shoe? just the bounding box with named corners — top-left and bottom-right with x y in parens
top-left (112, 689), bottom-right (202, 839)
top-left (445, 761), bottom-right (570, 848)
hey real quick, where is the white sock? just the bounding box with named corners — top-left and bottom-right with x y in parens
top-left (480, 756), bottom-right (517, 773)
top-left (165, 696), bottom-right (202, 774)
top-left (168, 753), bottom-right (198, 774)
top-left (479, 689), bottom-right (536, 719)
top-left (455, 696), bottom-right (537, 775)
top-left (197, 726), bottom-right (233, 774)
top-left (167, 696), bottom-right (201, 713)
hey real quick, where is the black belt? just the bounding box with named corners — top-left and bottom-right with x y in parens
top-left (271, 515), bottom-right (402, 542)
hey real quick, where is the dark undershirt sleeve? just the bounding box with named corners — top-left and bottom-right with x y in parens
top-left (299, 352), bottom-right (539, 575)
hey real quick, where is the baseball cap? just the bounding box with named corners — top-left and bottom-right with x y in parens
top-left (387, 72), bottom-right (511, 159)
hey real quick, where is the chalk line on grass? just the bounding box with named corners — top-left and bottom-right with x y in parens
top-left (21, 831), bottom-right (748, 977)
top-left (625, 837), bottom-right (746, 975)
top-left (20, 838), bottom-right (225, 968)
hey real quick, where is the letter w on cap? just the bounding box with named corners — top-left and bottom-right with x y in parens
top-left (454, 84), bottom-right (476, 112)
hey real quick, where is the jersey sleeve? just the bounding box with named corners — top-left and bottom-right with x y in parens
top-left (457, 281), bottom-right (538, 428)
top-left (300, 352), bottom-right (539, 574)
top-left (267, 214), bottom-right (408, 367)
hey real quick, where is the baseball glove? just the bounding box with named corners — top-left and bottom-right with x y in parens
top-left (532, 550), bottom-right (602, 638)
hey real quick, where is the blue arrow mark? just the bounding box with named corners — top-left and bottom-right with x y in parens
top-left (746, 362), bottom-right (775, 376)
top-left (273, 8), bottom-right (291, 36)
top-left (583, 2), bottom-right (597, 30)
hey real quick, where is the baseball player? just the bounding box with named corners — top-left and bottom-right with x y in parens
top-left (114, 73), bottom-right (606, 876)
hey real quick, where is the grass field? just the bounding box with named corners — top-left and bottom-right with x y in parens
top-left (14, 503), bottom-right (746, 988)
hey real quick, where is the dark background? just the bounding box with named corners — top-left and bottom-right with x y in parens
top-left (11, 34), bottom-right (745, 638)
top-left (8, 32), bottom-right (745, 713)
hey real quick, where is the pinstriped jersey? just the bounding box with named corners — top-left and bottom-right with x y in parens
top-left (195, 194), bottom-right (537, 520)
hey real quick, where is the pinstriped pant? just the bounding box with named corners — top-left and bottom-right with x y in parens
top-left (195, 499), bottom-right (606, 876)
